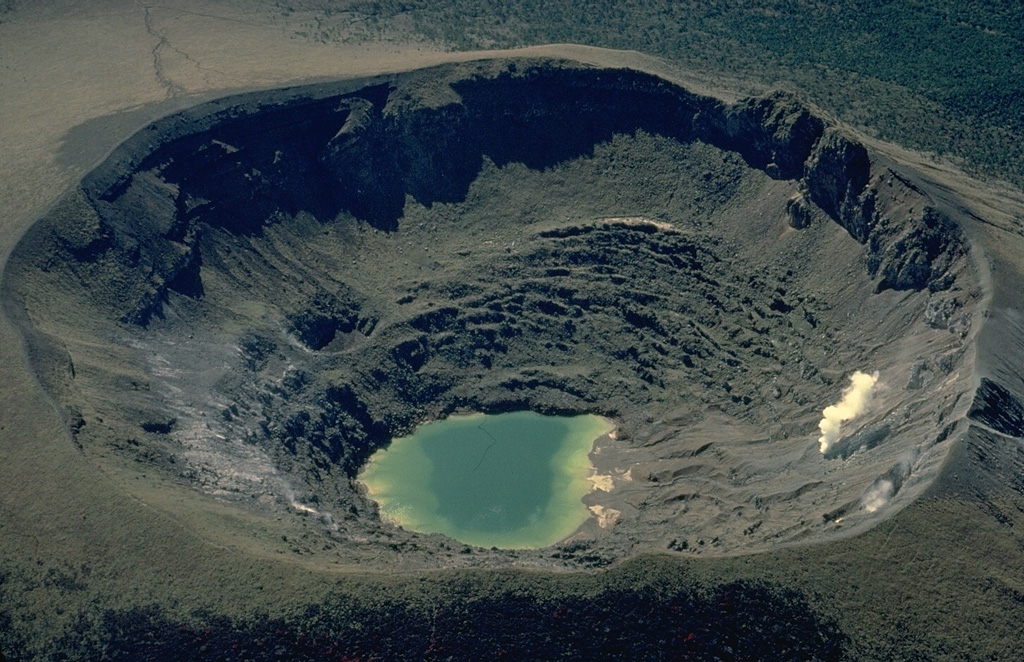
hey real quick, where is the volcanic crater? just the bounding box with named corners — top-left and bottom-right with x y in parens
top-left (3, 58), bottom-right (983, 568)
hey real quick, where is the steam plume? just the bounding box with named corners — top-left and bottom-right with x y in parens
top-left (818, 371), bottom-right (879, 454)
top-left (861, 479), bottom-right (894, 513)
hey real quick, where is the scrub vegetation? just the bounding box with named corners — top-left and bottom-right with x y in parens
top-left (0, 558), bottom-right (846, 661)
top-left (277, 0), bottom-right (1024, 188)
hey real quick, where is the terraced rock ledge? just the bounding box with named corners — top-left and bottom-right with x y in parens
top-left (2, 57), bottom-right (983, 568)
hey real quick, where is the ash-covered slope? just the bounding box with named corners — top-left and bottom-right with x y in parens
top-left (3, 58), bottom-right (980, 567)
top-left (56, 62), bottom-right (960, 327)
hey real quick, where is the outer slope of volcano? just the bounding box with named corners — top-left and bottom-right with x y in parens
top-left (3, 57), bottom-right (981, 569)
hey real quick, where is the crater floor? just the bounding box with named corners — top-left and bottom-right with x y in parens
top-left (3, 58), bottom-right (982, 568)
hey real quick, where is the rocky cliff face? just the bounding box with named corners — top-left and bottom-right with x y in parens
top-left (802, 129), bottom-right (964, 292)
top-left (706, 91), bottom-right (824, 179)
top-left (68, 60), bottom-right (960, 327)
top-left (804, 129), bottom-right (873, 241)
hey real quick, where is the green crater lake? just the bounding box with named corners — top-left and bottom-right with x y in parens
top-left (359, 411), bottom-right (614, 549)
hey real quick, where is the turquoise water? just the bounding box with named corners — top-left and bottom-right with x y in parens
top-left (359, 411), bottom-right (614, 549)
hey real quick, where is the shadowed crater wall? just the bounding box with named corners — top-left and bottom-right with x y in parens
top-left (2, 57), bottom-right (982, 568)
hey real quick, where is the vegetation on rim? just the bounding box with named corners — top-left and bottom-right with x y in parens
top-left (277, 0), bottom-right (1024, 187)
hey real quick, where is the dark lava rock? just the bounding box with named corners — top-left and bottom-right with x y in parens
top-left (288, 287), bottom-right (375, 351)
top-left (140, 418), bottom-right (176, 434)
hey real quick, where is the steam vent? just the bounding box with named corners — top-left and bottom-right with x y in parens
top-left (3, 58), bottom-right (983, 568)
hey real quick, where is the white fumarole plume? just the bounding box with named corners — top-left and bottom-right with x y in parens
top-left (861, 479), bottom-right (894, 513)
top-left (818, 371), bottom-right (879, 454)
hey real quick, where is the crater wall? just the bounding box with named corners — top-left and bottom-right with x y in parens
top-left (3, 57), bottom-right (981, 567)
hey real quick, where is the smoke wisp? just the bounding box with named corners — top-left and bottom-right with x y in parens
top-left (818, 371), bottom-right (879, 454)
top-left (861, 479), bottom-right (894, 513)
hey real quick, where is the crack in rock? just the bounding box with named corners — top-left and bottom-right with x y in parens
top-left (141, 3), bottom-right (226, 97)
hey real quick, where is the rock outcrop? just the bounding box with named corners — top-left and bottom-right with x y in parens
top-left (804, 128), bottom-right (873, 241)
top-left (712, 91), bottom-right (825, 179)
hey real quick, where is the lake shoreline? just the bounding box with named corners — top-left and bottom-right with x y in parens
top-left (359, 411), bottom-right (617, 549)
